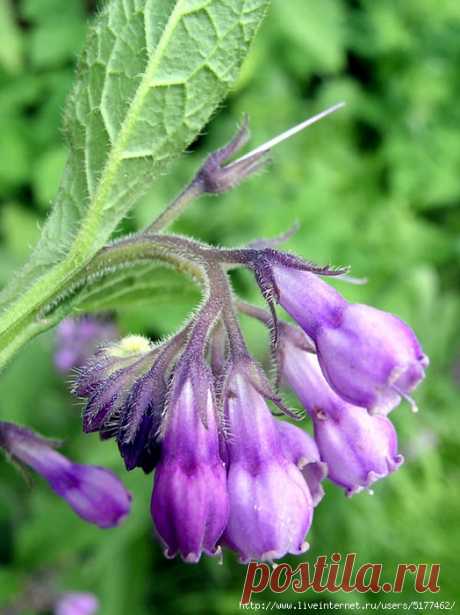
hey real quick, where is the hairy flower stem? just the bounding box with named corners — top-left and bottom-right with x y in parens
top-left (91, 234), bottom-right (249, 361)
top-left (40, 232), bottom-right (343, 372)
top-left (205, 263), bottom-right (248, 358)
top-left (144, 103), bottom-right (345, 235)
top-left (209, 319), bottom-right (227, 377)
top-left (77, 232), bottom-right (346, 362)
top-left (145, 181), bottom-right (204, 234)
top-left (0, 106), bottom-right (346, 372)
top-left (2, 228), bottom-right (323, 370)
top-left (37, 236), bottom-right (208, 323)
top-left (237, 301), bottom-right (272, 326)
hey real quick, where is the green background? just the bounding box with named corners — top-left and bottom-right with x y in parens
top-left (0, 0), bottom-right (459, 612)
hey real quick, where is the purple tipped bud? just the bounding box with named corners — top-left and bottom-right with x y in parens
top-left (74, 336), bottom-right (166, 472)
top-left (151, 365), bottom-right (228, 562)
top-left (276, 421), bottom-right (327, 506)
top-left (280, 348), bottom-right (403, 495)
top-left (75, 333), bottom-right (193, 474)
top-left (195, 115), bottom-right (268, 195)
top-left (73, 335), bottom-right (154, 399)
top-left (274, 266), bottom-right (428, 414)
top-left (55, 593), bottom-right (99, 615)
top-left (0, 422), bottom-right (131, 528)
top-left (223, 369), bottom-right (313, 563)
top-left (55, 316), bottom-right (118, 373)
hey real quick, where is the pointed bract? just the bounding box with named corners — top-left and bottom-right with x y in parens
top-left (74, 335), bottom-right (173, 472)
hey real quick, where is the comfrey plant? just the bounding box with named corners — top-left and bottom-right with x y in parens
top-left (0, 0), bottom-right (427, 566)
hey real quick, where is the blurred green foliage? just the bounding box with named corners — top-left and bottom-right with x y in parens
top-left (1, 0), bottom-right (459, 613)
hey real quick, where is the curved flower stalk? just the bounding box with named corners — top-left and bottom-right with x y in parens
top-left (2, 104), bottom-right (428, 564)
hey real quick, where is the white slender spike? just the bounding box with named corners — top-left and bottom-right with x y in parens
top-left (231, 101), bottom-right (346, 165)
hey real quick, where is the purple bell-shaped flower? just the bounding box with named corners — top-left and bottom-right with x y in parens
top-left (150, 362), bottom-right (229, 562)
top-left (0, 422), bottom-right (131, 528)
top-left (222, 364), bottom-right (313, 562)
top-left (280, 344), bottom-right (404, 495)
top-left (273, 266), bottom-right (428, 414)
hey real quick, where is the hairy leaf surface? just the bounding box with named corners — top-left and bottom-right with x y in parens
top-left (0, 0), bottom-right (269, 368)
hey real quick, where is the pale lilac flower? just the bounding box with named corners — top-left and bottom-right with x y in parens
top-left (312, 404), bottom-right (403, 496)
top-left (55, 593), bottom-right (99, 615)
top-left (276, 420), bottom-right (327, 506)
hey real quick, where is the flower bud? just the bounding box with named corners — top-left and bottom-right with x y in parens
top-left (151, 365), bottom-right (228, 562)
top-left (274, 266), bottom-right (427, 413)
top-left (73, 335), bottom-right (159, 450)
top-left (223, 368), bottom-right (313, 562)
top-left (73, 335), bottom-right (154, 400)
top-left (0, 422), bottom-right (131, 528)
top-left (280, 348), bottom-right (403, 495)
top-left (55, 593), bottom-right (99, 615)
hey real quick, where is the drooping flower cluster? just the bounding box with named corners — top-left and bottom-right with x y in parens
top-left (66, 246), bottom-right (427, 563)
top-left (0, 109), bottom-right (428, 565)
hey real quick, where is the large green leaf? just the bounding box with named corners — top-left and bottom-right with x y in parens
top-left (0, 0), bottom-right (269, 369)
top-left (49, 264), bottom-right (199, 318)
